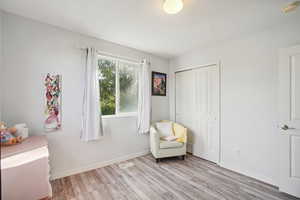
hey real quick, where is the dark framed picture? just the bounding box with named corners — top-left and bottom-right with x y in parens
top-left (152, 71), bottom-right (167, 96)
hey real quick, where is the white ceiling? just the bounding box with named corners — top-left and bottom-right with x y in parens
top-left (0, 0), bottom-right (299, 58)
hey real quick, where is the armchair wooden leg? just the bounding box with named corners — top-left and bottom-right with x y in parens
top-left (181, 155), bottom-right (185, 160)
top-left (156, 158), bottom-right (160, 163)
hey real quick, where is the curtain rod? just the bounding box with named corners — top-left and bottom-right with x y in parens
top-left (80, 48), bottom-right (141, 64)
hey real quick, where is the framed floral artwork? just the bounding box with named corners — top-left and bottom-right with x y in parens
top-left (44, 73), bottom-right (62, 132)
top-left (152, 71), bottom-right (167, 96)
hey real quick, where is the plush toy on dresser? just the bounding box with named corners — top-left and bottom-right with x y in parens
top-left (0, 122), bottom-right (28, 146)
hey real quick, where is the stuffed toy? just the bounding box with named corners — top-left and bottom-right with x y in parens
top-left (0, 122), bottom-right (23, 146)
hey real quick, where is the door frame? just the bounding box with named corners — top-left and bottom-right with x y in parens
top-left (174, 61), bottom-right (222, 165)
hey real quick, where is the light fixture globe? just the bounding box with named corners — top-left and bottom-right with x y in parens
top-left (163, 0), bottom-right (183, 14)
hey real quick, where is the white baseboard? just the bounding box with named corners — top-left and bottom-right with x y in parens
top-left (50, 150), bottom-right (150, 180)
top-left (188, 144), bottom-right (278, 187)
top-left (219, 161), bottom-right (279, 187)
top-left (51, 149), bottom-right (278, 189)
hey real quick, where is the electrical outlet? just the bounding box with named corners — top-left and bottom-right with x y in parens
top-left (235, 149), bottom-right (241, 156)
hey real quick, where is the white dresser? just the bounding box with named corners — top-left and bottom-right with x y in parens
top-left (1, 136), bottom-right (52, 200)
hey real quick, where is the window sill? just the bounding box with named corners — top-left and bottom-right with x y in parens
top-left (102, 112), bottom-right (137, 119)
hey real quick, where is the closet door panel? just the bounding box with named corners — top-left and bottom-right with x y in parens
top-left (194, 65), bottom-right (220, 163)
top-left (194, 69), bottom-right (209, 159)
top-left (208, 66), bottom-right (220, 163)
top-left (175, 71), bottom-right (196, 145)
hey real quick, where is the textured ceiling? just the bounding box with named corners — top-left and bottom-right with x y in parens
top-left (1, 0), bottom-right (299, 58)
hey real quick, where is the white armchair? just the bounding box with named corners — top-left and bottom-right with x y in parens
top-left (150, 121), bottom-right (187, 162)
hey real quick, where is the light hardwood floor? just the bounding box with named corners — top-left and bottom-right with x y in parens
top-left (51, 154), bottom-right (299, 200)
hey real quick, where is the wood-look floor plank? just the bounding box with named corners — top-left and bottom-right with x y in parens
top-left (135, 157), bottom-right (222, 200)
top-left (117, 161), bottom-right (191, 200)
top-left (110, 163), bottom-right (152, 200)
top-left (51, 154), bottom-right (300, 200)
top-left (154, 158), bottom-right (249, 199)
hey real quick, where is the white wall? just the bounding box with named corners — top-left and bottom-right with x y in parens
top-left (169, 19), bottom-right (300, 186)
top-left (1, 12), bottom-right (169, 179)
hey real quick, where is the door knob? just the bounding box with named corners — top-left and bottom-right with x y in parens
top-left (281, 125), bottom-right (294, 130)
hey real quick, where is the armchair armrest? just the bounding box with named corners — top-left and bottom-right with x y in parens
top-left (150, 126), bottom-right (160, 154)
top-left (182, 127), bottom-right (187, 143)
top-left (173, 123), bottom-right (188, 143)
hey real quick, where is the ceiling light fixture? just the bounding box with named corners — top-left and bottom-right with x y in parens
top-left (282, 1), bottom-right (300, 13)
top-left (163, 0), bottom-right (184, 14)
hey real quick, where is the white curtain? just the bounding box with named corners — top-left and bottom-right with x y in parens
top-left (81, 47), bottom-right (104, 141)
top-left (137, 60), bottom-right (151, 134)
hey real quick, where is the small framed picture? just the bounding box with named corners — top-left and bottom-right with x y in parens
top-left (152, 71), bottom-right (167, 96)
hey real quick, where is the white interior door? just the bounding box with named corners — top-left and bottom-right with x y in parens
top-left (278, 45), bottom-right (300, 197)
top-left (175, 65), bottom-right (220, 163)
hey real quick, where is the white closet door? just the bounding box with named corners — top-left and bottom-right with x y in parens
top-left (175, 70), bottom-right (196, 146)
top-left (175, 65), bottom-right (220, 163)
top-left (194, 65), bottom-right (220, 163)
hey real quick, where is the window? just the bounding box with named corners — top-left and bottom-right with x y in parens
top-left (98, 55), bottom-right (138, 116)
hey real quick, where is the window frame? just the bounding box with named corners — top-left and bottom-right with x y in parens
top-left (98, 54), bottom-right (139, 118)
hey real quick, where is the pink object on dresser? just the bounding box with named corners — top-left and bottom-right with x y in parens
top-left (1, 136), bottom-right (52, 200)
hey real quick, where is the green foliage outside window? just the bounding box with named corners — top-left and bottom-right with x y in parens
top-left (98, 59), bottom-right (116, 115)
top-left (98, 58), bottom-right (138, 116)
top-left (119, 64), bottom-right (138, 113)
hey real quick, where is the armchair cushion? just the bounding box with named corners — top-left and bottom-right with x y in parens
top-left (156, 122), bottom-right (173, 137)
top-left (160, 140), bottom-right (183, 149)
top-left (173, 123), bottom-right (187, 143)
